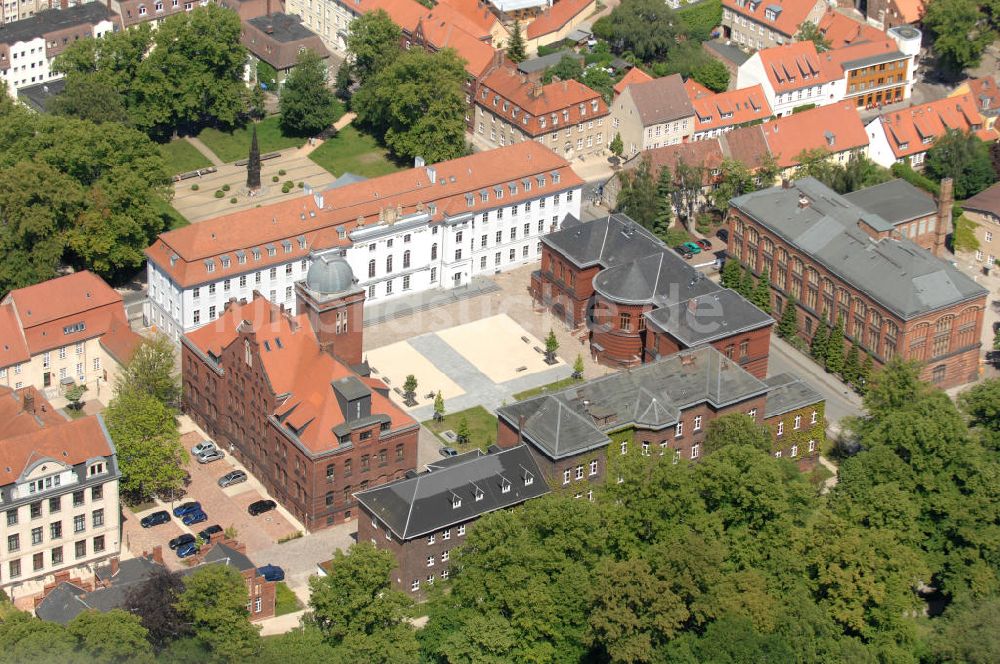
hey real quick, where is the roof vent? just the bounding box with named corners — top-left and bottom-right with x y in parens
top-left (798, 195), bottom-right (811, 209)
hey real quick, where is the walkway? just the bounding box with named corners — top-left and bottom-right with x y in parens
top-left (295, 112), bottom-right (357, 158)
top-left (184, 136), bottom-right (224, 167)
top-left (818, 456), bottom-right (839, 495)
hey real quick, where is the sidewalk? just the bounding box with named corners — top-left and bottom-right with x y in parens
top-left (259, 609), bottom-right (306, 636)
top-left (184, 136), bottom-right (224, 167)
top-left (296, 112), bottom-right (357, 158)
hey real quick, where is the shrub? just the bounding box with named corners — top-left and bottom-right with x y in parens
top-left (272, 175), bottom-right (279, 183)
top-left (214, 190), bottom-right (224, 198)
top-left (221, 183), bottom-right (231, 192)
top-left (278, 169), bottom-right (287, 176)
top-left (281, 185), bottom-right (291, 193)
top-left (890, 161), bottom-right (940, 196)
top-left (278, 531), bottom-right (303, 544)
top-left (190, 184), bottom-right (199, 191)
top-left (297, 181), bottom-right (304, 188)
top-left (229, 196), bottom-right (237, 204)
top-left (284, 180), bottom-right (293, 189)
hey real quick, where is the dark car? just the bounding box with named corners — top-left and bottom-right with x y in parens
top-left (199, 524), bottom-right (223, 542)
top-left (140, 510), bottom-right (170, 528)
top-left (439, 447), bottom-right (459, 457)
top-left (182, 509), bottom-right (208, 526)
top-left (673, 245), bottom-right (694, 259)
top-left (256, 564), bottom-right (285, 582)
top-left (172, 501), bottom-right (202, 518)
top-left (218, 470), bottom-right (248, 488)
top-left (248, 499), bottom-right (277, 516)
top-left (716, 228), bottom-right (729, 242)
top-left (168, 533), bottom-right (196, 550)
top-left (695, 238), bottom-right (713, 251)
top-left (176, 542), bottom-right (199, 558)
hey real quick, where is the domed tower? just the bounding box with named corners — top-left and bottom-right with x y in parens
top-left (295, 253), bottom-right (366, 368)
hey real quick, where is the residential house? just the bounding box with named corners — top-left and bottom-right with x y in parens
top-left (0, 271), bottom-right (142, 402)
top-left (523, 0), bottom-right (595, 54)
top-left (720, 0), bottom-right (826, 51)
top-left (434, 0), bottom-right (509, 47)
top-left (496, 345), bottom-right (826, 481)
top-left (0, 4), bottom-right (118, 97)
top-left (0, 387), bottom-right (121, 604)
top-left (242, 12), bottom-right (329, 84)
top-left (684, 79), bottom-right (772, 140)
top-left (841, 179), bottom-right (945, 254)
top-left (612, 66), bottom-right (652, 100)
top-left (145, 142), bottom-right (583, 339)
top-left (610, 73), bottom-right (695, 156)
top-left (702, 40), bottom-right (751, 82)
top-left (284, 0), bottom-right (426, 54)
top-left (602, 139), bottom-right (727, 209)
top-left (815, 10), bottom-right (885, 49)
top-left (950, 75), bottom-right (1000, 133)
top-left (531, 213), bottom-right (774, 374)
top-left (355, 445), bottom-right (549, 595)
top-left (182, 292), bottom-right (419, 530)
top-left (112, 0), bottom-right (210, 28)
top-left (756, 102), bottom-right (869, 175)
top-left (861, 0), bottom-right (925, 31)
top-left (865, 93), bottom-right (992, 168)
top-left (473, 64), bottom-right (609, 158)
top-left (728, 176), bottom-right (988, 388)
top-left (960, 182), bottom-right (1000, 268)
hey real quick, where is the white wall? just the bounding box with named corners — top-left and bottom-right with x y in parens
top-left (865, 116), bottom-right (898, 168)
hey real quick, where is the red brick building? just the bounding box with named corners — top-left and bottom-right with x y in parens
top-left (181, 257), bottom-right (419, 530)
top-left (728, 177), bottom-right (988, 388)
top-left (531, 214), bottom-right (774, 375)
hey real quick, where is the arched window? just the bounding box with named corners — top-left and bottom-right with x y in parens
top-left (325, 492), bottom-right (334, 506)
top-left (955, 307), bottom-right (979, 348)
top-left (933, 315), bottom-right (954, 356)
top-left (884, 321), bottom-right (898, 360)
top-left (368, 259), bottom-right (375, 278)
top-left (403, 250), bottom-right (410, 269)
top-left (431, 243), bottom-right (438, 260)
top-left (792, 258), bottom-right (803, 276)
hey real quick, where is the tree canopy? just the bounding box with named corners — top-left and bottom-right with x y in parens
top-left (593, 0), bottom-right (682, 63)
top-left (923, 0), bottom-right (996, 78)
top-left (280, 50), bottom-right (339, 137)
top-left (924, 129), bottom-right (997, 199)
top-left (345, 10), bottom-right (403, 86)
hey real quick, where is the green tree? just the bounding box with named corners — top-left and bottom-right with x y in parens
top-left (104, 389), bottom-right (186, 503)
top-left (691, 58), bottom-right (729, 93)
top-left (858, 354), bottom-right (873, 394)
top-left (53, 23), bottom-right (153, 99)
top-left (720, 257), bottom-right (742, 289)
top-left (712, 158), bottom-right (756, 211)
top-left (930, 596), bottom-right (1000, 663)
top-left (65, 384), bottom-right (87, 411)
top-left (542, 55), bottom-right (583, 84)
top-left (346, 10), bottom-right (402, 85)
top-left (124, 567), bottom-right (191, 651)
top-left (825, 316), bottom-right (845, 375)
top-left (654, 164), bottom-right (673, 238)
top-left (923, 0), bottom-right (995, 78)
top-left (573, 353), bottom-right (585, 379)
top-left (175, 565), bottom-right (260, 661)
top-left (545, 329), bottom-right (560, 359)
top-left (456, 417), bottom-right (471, 444)
top-left (353, 48), bottom-right (467, 163)
top-left (844, 343), bottom-right (860, 386)
top-left (506, 21), bottom-right (527, 63)
top-left (433, 391), bottom-right (445, 420)
top-left (306, 543), bottom-right (414, 645)
top-left (67, 609), bottom-right (155, 664)
top-left (0, 612), bottom-right (78, 664)
top-left (610, 132), bottom-right (624, 158)
top-left (580, 65), bottom-right (614, 104)
top-left (50, 73), bottom-right (130, 125)
top-left (335, 63), bottom-right (353, 100)
top-left (777, 296), bottom-right (799, 339)
top-left (703, 413), bottom-right (773, 454)
top-left (925, 129), bottom-right (996, 199)
top-left (669, 159), bottom-right (705, 230)
top-left (959, 378), bottom-right (1000, 450)
top-left (592, 0), bottom-right (681, 62)
top-left (752, 267), bottom-right (771, 313)
top-left (257, 628), bottom-right (337, 664)
top-left (795, 21), bottom-right (832, 51)
top-left (831, 154), bottom-right (892, 194)
top-left (116, 334), bottom-right (181, 407)
top-left (280, 50), bottom-right (339, 137)
top-left (739, 267), bottom-right (755, 299)
top-left (810, 323), bottom-right (829, 361)
top-left (615, 156), bottom-right (659, 229)
top-left (402, 374), bottom-right (418, 400)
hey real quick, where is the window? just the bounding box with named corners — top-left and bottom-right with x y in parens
top-left (31, 527), bottom-right (42, 546)
top-left (75, 540), bottom-right (86, 559)
top-left (6, 510), bottom-right (16, 527)
top-left (775, 451), bottom-right (782, 458)
top-left (808, 439), bottom-right (816, 452)
top-left (589, 460), bottom-right (598, 476)
top-left (810, 410), bottom-right (818, 424)
top-left (92, 509), bottom-right (104, 528)
top-left (443, 528), bottom-right (450, 540)
top-left (452, 495), bottom-right (461, 509)
top-left (30, 502), bottom-right (41, 519)
top-left (693, 416), bottom-right (702, 431)
top-left (777, 421), bottom-right (784, 436)
top-left (427, 534), bottom-right (436, 545)
top-left (92, 485), bottom-right (102, 501)
top-left (575, 465), bottom-right (584, 480)
top-left (790, 445), bottom-right (798, 457)
top-left (442, 550), bottom-right (450, 562)
top-left (50, 522), bottom-right (61, 539)
top-left (619, 312), bottom-right (632, 331)
top-left (386, 256), bottom-right (393, 273)
top-left (675, 421), bottom-right (683, 438)
top-left (691, 444), bottom-right (700, 459)
top-left (49, 497), bottom-right (60, 514)
top-left (74, 515), bottom-right (85, 533)
top-left (563, 469), bottom-right (571, 484)
top-left (8, 560), bottom-right (20, 579)
top-left (793, 415), bottom-right (801, 430)
top-left (7, 534), bottom-right (18, 553)
top-left (748, 409), bottom-right (757, 419)
top-left (458, 524), bottom-right (466, 536)
top-left (72, 493), bottom-right (83, 510)
top-left (51, 546), bottom-right (63, 565)
top-left (411, 579), bottom-right (420, 592)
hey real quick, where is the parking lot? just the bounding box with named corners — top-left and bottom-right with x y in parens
top-left (122, 431), bottom-right (301, 570)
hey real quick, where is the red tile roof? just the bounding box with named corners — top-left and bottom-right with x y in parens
top-left (435, 0), bottom-right (503, 37)
top-left (816, 10), bottom-right (885, 49)
top-left (416, 12), bottom-right (497, 77)
top-left (419, 2), bottom-right (493, 40)
top-left (184, 296), bottom-right (415, 455)
top-left (99, 317), bottom-right (143, 366)
top-left (0, 306), bottom-right (30, 368)
top-left (639, 140), bottom-right (726, 186)
top-left (892, 0), bottom-right (925, 24)
top-left (721, 0), bottom-right (821, 37)
top-left (877, 93), bottom-right (989, 159)
top-left (756, 40), bottom-right (834, 93)
top-left (613, 67), bottom-right (653, 97)
top-left (478, 66), bottom-right (608, 136)
top-left (148, 142), bottom-right (581, 288)
top-left (760, 102), bottom-right (868, 168)
top-left (0, 413), bottom-right (113, 486)
top-left (0, 386), bottom-right (66, 439)
top-left (526, 0), bottom-right (594, 39)
top-left (358, 0), bottom-right (427, 33)
top-left (966, 76), bottom-right (1000, 117)
top-left (685, 80), bottom-right (772, 133)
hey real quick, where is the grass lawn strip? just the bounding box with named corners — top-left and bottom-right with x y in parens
top-left (421, 405), bottom-right (499, 454)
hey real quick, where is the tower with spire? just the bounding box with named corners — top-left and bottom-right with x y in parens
top-left (247, 124), bottom-right (261, 190)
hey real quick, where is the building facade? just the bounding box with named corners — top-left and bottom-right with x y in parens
top-left (685, 80), bottom-right (772, 140)
top-left (961, 183), bottom-right (1000, 269)
top-left (355, 445), bottom-right (549, 595)
top-left (146, 142), bottom-right (583, 339)
top-left (728, 177), bottom-right (988, 388)
top-left (610, 74), bottom-right (695, 156)
top-left (720, 0), bottom-right (826, 51)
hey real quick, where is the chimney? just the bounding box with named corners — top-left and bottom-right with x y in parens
top-left (798, 195), bottom-right (810, 209)
top-left (934, 177), bottom-right (954, 257)
top-left (781, 178), bottom-right (792, 189)
top-left (266, 0), bottom-right (271, 15)
top-left (517, 414), bottom-right (526, 445)
top-left (22, 390), bottom-right (34, 415)
top-left (264, 23), bottom-right (274, 34)
top-left (110, 557), bottom-right (119, 577)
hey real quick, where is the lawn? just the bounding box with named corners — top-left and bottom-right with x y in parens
top-left (422, 405), bottom-right (499, 453)
top-left (308, 125), bottom-right (404, 178)
top-left (196, 116), bottom-right (307, 164)
top-left (514, 376), bottom-right (583, 401)
top-left (274, 582), bottom-right (302, 617)
top-left (158, 139), bottom-right (211, 175)
top-left (153, 197), bottom-right (189, 230)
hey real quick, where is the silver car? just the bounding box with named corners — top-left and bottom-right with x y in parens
top-left (196, 449), bottom-right (225, 464)
top-left (191, 440), bottom-right (217, 456)
top-left (218, 470), bottom-right (247, 487)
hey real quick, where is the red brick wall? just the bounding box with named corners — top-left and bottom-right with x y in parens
top-left (645, 324), bottom-right (771, 378)
top-left (532, 245), bottom-right (602, 327)
top-left (761, 401), bottom-right (825, 469)
top-left (590, 297), bottom-right (649, 367)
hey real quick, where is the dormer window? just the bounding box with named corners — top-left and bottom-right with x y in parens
top-left (466, 193), bottom-right (474, 207)
top-left (63, 322), bottom-right (86, 335)
top-left (474, 486), bottom-right (484, 501)
top-left (88, 462), bottom-right (106, 477)
top-left (591, 100), bottom-right (598, 111)
top-left (551, 171), bottom-right (560, 184)
top-left (922, 135), bottom-right (933, 144)
top-left (298, 236), bottom-right (306, 249)
top-left (579, 103), bottom-right (586, 116)
top-left (282, 240), bottom-right (292, 253)
top-left (480, 190), bottom-right (488, 202)
top-left (205, 259), bottom-right (215, 273)
top-left (236, 250), bottom-right (246, 264)
top-left (221, 256), bottom-right (230, 269)
top-left (494, 186), bottom-right (503, 199)
top-left (252, 248), bottom-right (261, 260)
top-left (562, 110), bottom-right (569, 121)
top-left (267, 245), bottom-right (277, 256)
top-left (451, 493), bottom-right (461, 509)
top-left (501, 478), bottom-right (511, 494)
top-left (523, 471), bottom-right (534, 486)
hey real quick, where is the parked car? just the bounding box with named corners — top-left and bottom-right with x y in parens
top-left (256, 564), bottom-right (285, 582)
top-left (196, 449), bottom-right (225, 464)
top-left (172, 501), bottom-right (202, 518)
top-left (439, 447), bottom-right (459, 457)
top-left (682, 241), bottom-right (702, 254)
top-left (140, 510), bottom-right (170, 528)
top-left (716, 228), bottom-right (729, 242)
top-left (191, 440), bottom-right (217, 456)
top-left (218, 470), bottom-right (248, 488)
top-left (248, 499), bottom-right (277, 516)
top-left (695, 238), bottom-right (713, 251)
top-left (673, 245), bottom-right (693, 259)
top-left (182, 509), bottom-right (208, 526)
top-left (176, 542), bottom-right (199, 558)
top-left (169, 533), bottom-right (196, 550)
top-left (199, 524), bottom-right (223, 542)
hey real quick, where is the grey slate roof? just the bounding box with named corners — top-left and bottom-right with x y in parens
top-left (247, 13), bottom-right (317, 43)
top-left (842, 179), bottom-right (937, 227)
top-left (963, 182), bottom-right (1000, 218)
top-left (763, 373), bottom-right (824, 418)
top-left (36, 557), bottom-right (164, 625)
top-left (355, 445), bottom-right (549, 540)
top-left (646, 289), bottom-right (774, 345)
top-left (199, 543), bottom-right (255, 573)
top-left (499, 345), bottom-right (775, 460)
top-left (517, 50), bottom-right (583, 74)
top-left (626, 74), bottom-right (695, 126)
top-left (731, 178), bottom-right (987, 320)
top-left (17, 79), bottom-right (65, 113)
top-left (0, 4), bottom-right (115, 46)
top-left (704, 40), bottom-right (751, 66)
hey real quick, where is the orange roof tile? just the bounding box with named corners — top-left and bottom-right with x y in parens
top-left (638, 140), bottom-right (726, 186)
top-left (0, 386), bottom-right (66, 439)
top-left (760, 102), bottom-right (868, 168)
top-left (613, 67), bottom-right (653, 97)
top-left (892, 0), bottom-right (924, 24)
top-left (0, 306), bottom-right (30, 368)
top-left (359, 0), bottom-right (427, 32)
top-left (685, 81), bottom-right (773, 133)
top-left (756, 40), bottom-right (833, 93)
top-left (967, 76), bottom-right (1000, 117)
top-left (419, 2), bottom-right (492, 40)
top-left (416, 12), bottom-right (497, 77)
top-left (878, 93), bottom-right (988, 159)
top-left (100, 316), bottom-right (143, 366)
top-left (526, 0), bottom-right (593, 39)
top-left (478, 65), bottom-right (608, 136)
top-left (148, 142), bottom-right (582, 289)
top-left (721, 0), bottom-right (821, 38)
top-left (0, 414), bottom-right (113, 486)
top-left (816, 10), bottom-right (885, 49)
top-left (435, 0), bottom-right (503, 37)
top-left (184, 296), bottom-right (416, 455)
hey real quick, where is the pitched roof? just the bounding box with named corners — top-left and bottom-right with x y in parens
top-left (842, 179), bottom-right (937, 226)
top-left (477, 66), bottom-right (609, 135)
top-left (966, 75), bottom-right (1000, 117)
top-left (759, 102), bottom-right (868, 168)
top-left (0, 386), bottom-right (66, 439)
top-left (0, 4), bottom-right (116, 46)
top-left (182, 295), bottom-right (417, 456)
top-left (763, 373), bottom-right (824, 417)
top-left (355, 445), bottom-right (549, 539)
top-left (636, 140), bottom-right (727, 187)
top-left (731, 177), bottom-right (988, 319)
top-left (0, 306), bottom-right (30, 368)
top-left (816, 10), bottom-right (885, 49)
top-left (719, 123), bottom-right (773, 168)
top-left (35, 557), bottom-right (164, 625)
top-left (0, 414), bottom-right (114, 485)
top-left (963, 182), bottom-right (1000, 219)
top-left (435, 0), bottom-right (504, 37)
top-left (99, 317), bottom-right (143, 366)
top-left (356, 0), bottom-right (428, 33)
top-left (419, 2), bottom-right (494, 40)
top-left (4, 271), bottom-right (121, 329)
top-left (720, 0), bottom-right (821, 37)
top-left (685, 81), bottom-right (772, 133)
top-left (613, 66), bottom-right (653, 97)
top-left (891, 0), bottom-right (925, 24)
top-left (623, 73), bottom-right (695, 125)
top-left (756, 40), bottom-right (833, 93)
top-left (416, 12), bottom-right (497, 77)
top-left (525, 0), bottom-right (593, 38)
top-left (874, 93), bottom-right (989, 159)
top-left (645, 289), bottom-right (774, 345)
